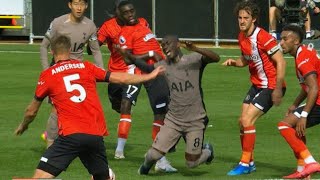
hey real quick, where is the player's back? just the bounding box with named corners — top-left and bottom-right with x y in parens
top-left (38, 59), bottom-right (108, 136)
top-left (156, 53), bottom-right (207, 126)
top-left (49, 14), bottom-right (97, 60)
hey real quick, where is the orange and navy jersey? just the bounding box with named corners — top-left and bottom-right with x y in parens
top-left (239, 26), bottom-right (282, 89)
top-left (97, 17), bottom-right (148, 72)
top-left (295, 45), bottom-right (320, 105)
top-left (118, 23), bottom-right (165, 65)
top-left (35, 59), bottom-right (109, 137)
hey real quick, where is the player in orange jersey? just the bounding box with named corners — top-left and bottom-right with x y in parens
top-left (15, 35), bottom-right (164, 180)
top-left (278, 24), bottom-right (320, 179)
top-left (222, 0), bottom-right (286, 176)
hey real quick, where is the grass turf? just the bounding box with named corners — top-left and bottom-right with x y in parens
top-left (1, 43), bottom-right (320, 180)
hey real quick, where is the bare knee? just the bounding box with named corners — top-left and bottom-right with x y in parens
top-left (33, 169), bottom-right (55, 178)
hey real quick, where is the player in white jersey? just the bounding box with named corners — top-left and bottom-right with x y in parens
top-left (39, 0), bottom-right (104, 148)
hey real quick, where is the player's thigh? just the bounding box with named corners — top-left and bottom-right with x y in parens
top-left (79, 135), bottom-right (108, 175)
top-left (144, 76), bottom-right (169, 115)
top-left (108, 83), bottom-right (123, 112)
top-left (121, 83), bottom-right (141, 106)
top-left (293, 104), bottom-right (320, 128)
top-left (37, 135), bottom-right (81, 176)
top-left (152, 123), bottom-right (181, 153)
top-left (185, 130), bottom-right (204, 156)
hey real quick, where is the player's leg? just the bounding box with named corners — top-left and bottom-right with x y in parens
top-left (269, 0), bottom-right (281, 38)
top-left (184, 130), bottom-right (213, 168)
top-left (138, 122), bottom-right (180, 175)
top-left (43, 104), bottom-right (58, 148)
top-left (79, 134), bottom-right (111, 180)
top-left (109, 83), bottom-right (141, 159)
top-left (305, 11), bottom-right (312, 39)
top-left (279, 105), bottom-right (320, 178)
top-left (228, 87), bottom-right (277, 175)
top-left (35, 135), bottom-right (79, 178)
top-left (145, 76), bottom-right (169, 140)
top-left (144, 77), bottom-right (177, 172)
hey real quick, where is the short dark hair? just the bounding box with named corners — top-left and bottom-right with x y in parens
top-left (282, 25), bottom-right (305, 43)
top-left (234, 0), bottom-right (260, 22)
top-left (69, 0), bottom-right (88, 3)
top-left (51, 35), bottom-right (71, 54)
top-left (163, 35), bottom-right (179, 42)
top-left (115, 0), bottom-right (129, 8)
top-left (117, 1), bottom-right (133, 9)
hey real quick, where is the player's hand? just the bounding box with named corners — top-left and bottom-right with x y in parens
top-left (222, 59), bottom-right (236, 66)
top-left (182, 41), bottom-right (197, 51)
top-left (153, 52), bottom-right (163, 62)
top-left (301, 7), bottom-right (307, 14)
top-left (272, 88), bottom-right (283, 106)
top-left (15, 123), bottom-right (28, 136)
top-left (114, 44), bottom-right (134, 65)
top-left (286, 105), bottom-right (297, 116)
top-left (151, 66), bottom-right (166, 77)
top-left (296, 117), bottom-right (307, 137)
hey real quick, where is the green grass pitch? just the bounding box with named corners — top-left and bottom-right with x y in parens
top-left (1, 43), bottom-right (320, 180)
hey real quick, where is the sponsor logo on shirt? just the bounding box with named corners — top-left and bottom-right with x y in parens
top-left (143, 33), bottom-right (156, 42)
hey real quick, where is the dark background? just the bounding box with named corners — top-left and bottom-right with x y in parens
top-left (32, 0), bottom-right (320, 39)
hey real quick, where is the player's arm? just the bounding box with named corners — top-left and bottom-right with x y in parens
top-left (15, 98), bottom-right (43, 136)
top-left (286, 89), bottom-right (307, 116)
top-left (40, 37), bottom-right (51, 70)
top-left (116, 46), bottom-right (155, 73)
top-left (107, 66), bottom-right (164, 84)
top-left (301, 73), bottom-right (318, 116)
top-left (125, 50), bottom-right (163, 62)
top-left (222, 56), bottom-right (248, 67)
top-left (270, 50), bottom-right (286, 106)
top-left (183, 41), bottom-right (220, 63)
top-left (296, 73), bottom-right (318, 137)
top-left (88, 39), bottom-right (104, 68)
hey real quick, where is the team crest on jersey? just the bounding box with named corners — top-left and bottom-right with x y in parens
top-left (89, 33), bottom-right (97, 41)
top-left (119, 36), bottom-right (126, 44)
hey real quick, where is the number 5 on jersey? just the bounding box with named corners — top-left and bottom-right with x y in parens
top-left (63, 74), bottom-right (87, 103)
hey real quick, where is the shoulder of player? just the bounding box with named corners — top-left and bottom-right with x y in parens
top-left (52, 14), bottom-right (69, 23)
top-left (82, 16), bottom-right (96, 26)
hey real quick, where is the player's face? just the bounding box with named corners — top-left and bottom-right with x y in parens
top-left (280, 31), bottom-right (298, 54)
top-left (69, 0), bottom-right (87, 20)
top-left (238, 10), bottom-right (256, 34)
top-left (161, 37), bottom-right (179, 60)
top-left (118, 4), bottom-right (138, 25)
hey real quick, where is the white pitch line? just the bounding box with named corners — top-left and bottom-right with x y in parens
top-left (0, 50), bottom-right (294, 59)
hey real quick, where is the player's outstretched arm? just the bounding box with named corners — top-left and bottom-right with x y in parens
top-left (15, 99), bottom-right (43, 136)
top-left (108, 66), bottom-right (165, 84)
top-left (183, 41), bottom-right (220, 63)
top-left (222, 56), bottom-right (247, 67)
